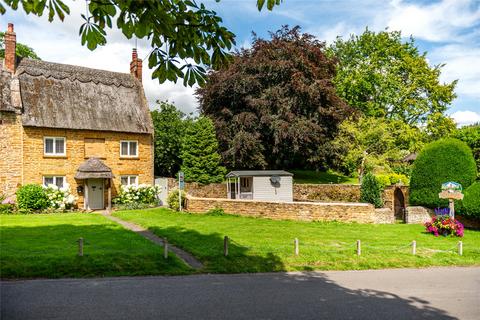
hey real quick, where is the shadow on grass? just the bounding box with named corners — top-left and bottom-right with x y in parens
top-left (148, 226), bottom-right (286, 273)
top-left (0, 224), bottom-right (191, 279)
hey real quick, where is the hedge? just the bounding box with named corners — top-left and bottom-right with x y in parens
top-left (410, 138), bottom-right (477, 208)
top-left (463, 182), bottom-right (480, 218)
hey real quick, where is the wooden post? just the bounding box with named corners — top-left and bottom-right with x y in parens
top-left (458, 241), bottom-right (463, 256)
top-left (412, 240), bottom-right (416, 255)
top-left (294, 238), bottom-right (299, 256)
top-left (356, 240), bottom-right (361, 256)
top-left (224, 236), bottom-right (229, 257)
top-left (78, 237), bottom-right (84, 257)
top-left (449, 199), bottom-right (455, 219)
top-left (164, 238), bottom-right (168, 259)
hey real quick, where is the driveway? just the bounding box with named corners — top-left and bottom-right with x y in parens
top-left (1, 267), bottom-right (479, 320)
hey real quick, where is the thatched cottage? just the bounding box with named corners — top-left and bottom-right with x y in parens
top-left (0, 23), bottom-right (154, 210)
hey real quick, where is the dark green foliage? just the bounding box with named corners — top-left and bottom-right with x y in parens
top-left (360, 173), bottom-right (383, 208)
top-left (151, 101), bottom-right (191, 177)
top-left (180, 116), bottom-right (226, 184)
top-left (410, 138), bottom-right (477, 208)
top-left (198, 26), bottom-right (351, 169)
top-left (454, 124), bottom-right (480, 177)
top-left (0, 32), bottom-right (41, 60)
top-left (463, 182), bottom-right (480, 218)
top-left (0, 0), bottom-right (280, 86)
top-left (167, 189), bottom-right (186, 211)
top-left (16, 184), bottom-right (48, 210)
top-left (0, 203), bottom-right (14, 214)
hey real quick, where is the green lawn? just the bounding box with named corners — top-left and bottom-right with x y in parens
top-left (291, 169), bottom-right (358, 184)
top-left (0, 213), bottom-right (191, 279)
top-left (114, 208), bottom-right (480, 273)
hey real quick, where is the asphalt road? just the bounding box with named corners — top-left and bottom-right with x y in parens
top-left (1, 267), bottom-right (479, 320)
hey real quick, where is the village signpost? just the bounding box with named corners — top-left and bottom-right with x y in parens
top-left (438, 182), bottom-right (464, 219)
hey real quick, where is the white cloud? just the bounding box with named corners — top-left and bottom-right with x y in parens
top-left (451, 110), bottom-right (480, 126)
top-left (383, 0), bottom-right (480, 42)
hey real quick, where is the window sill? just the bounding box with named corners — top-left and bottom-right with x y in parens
top-left (120, 156), bottom-right (140, 160)
top-left (43, 155), bottom-right (67, 159)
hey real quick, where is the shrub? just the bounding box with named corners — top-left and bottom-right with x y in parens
top-left (114, 184), bottom-right (161, 205)
top-left (167, 189), bottom-right (186, 211)
top-left (16, 184), bottom-right (48, 211)
top-left (114, 202), bottom-right (158, 211)
top-left (410, 138), bottom-right (477, 208)
top-left (463, 182), bottom-right (480, 218)
top-left (376, 173), bottom-right (409, 189)
top-left (360, 173), bottom-right (383, 208)
top-left (424, 216), bottom-right (464, 237)
top-left (44, 184), bottom-right (77, 211)
top-left (0, 197), bottom-right (16, 214)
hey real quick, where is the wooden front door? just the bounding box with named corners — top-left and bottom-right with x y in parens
top-left (87, 179), bottom-right (104, 210)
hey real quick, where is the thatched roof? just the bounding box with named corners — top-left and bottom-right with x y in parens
top-left (6, 58), bottom-right (152, 134)
top-left (75, 158), bottom-right (114, 179)
top-left (0, 68), bottom-right (15, 112)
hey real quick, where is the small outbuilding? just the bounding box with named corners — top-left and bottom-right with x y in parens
top-left (226, 170), bottom-right (293, 202)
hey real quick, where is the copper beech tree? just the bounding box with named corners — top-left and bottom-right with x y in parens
top-left (197, 26), bottom-right (352, 169)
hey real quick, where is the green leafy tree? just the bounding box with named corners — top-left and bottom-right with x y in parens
top-left (454, 124), bottom-right (480, 177)
top-left (0, 0), bottom-right (280, 86)
top-left (462, 182), bottom-right (480, 218)
top-left (197, 26), bottom-right (351, 169)
top-left (410, 138), bottom-right (477, 208)
top-left (424, 112), bottom-right (457, 141)
top-left (360, 173), bottom-right (383, 208)
top-left (180, 116), bottom-right (226, 184)
top-left (331, 116), bottom-right (424, 178)
top-left (151, 101), bottom-right (192, 177)
top-left (0, 32), bottom-right (40, 59)
top-left (329, 29), bottom-right (457, 125)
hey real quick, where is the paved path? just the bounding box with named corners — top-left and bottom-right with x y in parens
top-left (101, 212), bottom-right (203, 270)
top-left (2, 267), bottom-right (478, 320)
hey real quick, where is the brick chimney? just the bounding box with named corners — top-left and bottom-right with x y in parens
top-left (4, 23), bottom-right (17, 74)
top-left (130, 48), bottom-right (142, 82)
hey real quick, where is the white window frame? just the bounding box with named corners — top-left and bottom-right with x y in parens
top-left (44, 137), bottom-right (66, 156)
top-left (120, 140), bottom-right (139, 157)
top-left (120, 175), bottom-right (138, 186)
top-left (43, 176), bottom-right (66, 188)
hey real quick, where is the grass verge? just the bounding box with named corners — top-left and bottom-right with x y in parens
top-left (114, 208), bottom-right (480, 273)
top-left (0, 213), bottom-right (191, 279)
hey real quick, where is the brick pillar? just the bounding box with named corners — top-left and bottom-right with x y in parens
top-left (4, 23), bottom-right (16, 74)
top-left (129, 48), bottom-right (143, 82)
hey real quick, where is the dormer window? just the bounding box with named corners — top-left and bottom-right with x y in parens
top-left (44, 137), bottom-right (66, 156)
top-left (120, 140), bottom-right (138, 157)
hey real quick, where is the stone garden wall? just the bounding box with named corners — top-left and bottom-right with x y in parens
top-left (186, 197), bottom-right (378, 223)
top-left (405, 206), bottom-right (434, 224)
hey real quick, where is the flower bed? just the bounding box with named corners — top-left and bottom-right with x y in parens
top-left (424, 211), bottom-right (464, 237)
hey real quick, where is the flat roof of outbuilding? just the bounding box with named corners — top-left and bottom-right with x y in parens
top-left (226, 170), bottom-right (293, 178)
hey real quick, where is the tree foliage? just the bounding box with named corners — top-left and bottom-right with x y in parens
top-left (151, 101), bottom-right (191, 177)
top-left (197, 26), bottom-right (352, 169)
top-left (454, 124), bottom-right (480, 177)
top-left (329, 29), bottom-right (457, 125)
top-left (410, 138), bottom-right (477, 208)
top-left (1, 0), bottom-right (279, 86)
top-left (331, 116), bottom-right (424, 177)
top-left (360, 173), bottom-right (383, 208)
top-left (0, 31), bottom-right (40, 60)
top-left (180, 116), bottom-right (226, 184)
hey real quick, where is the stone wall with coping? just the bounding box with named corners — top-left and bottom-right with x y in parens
top-left (167, 178), bottom-right (227, 198)
top-left (186, 196), bottom-right (377, 223)
top-left (406, 206), bottom-right (434, 224)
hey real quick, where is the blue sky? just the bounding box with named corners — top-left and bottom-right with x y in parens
top-left (2, 0), bottom-right (480, 125)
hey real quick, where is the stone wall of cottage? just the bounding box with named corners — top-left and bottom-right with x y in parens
top-left (21, 127), bottom-right (154, 208)
top-left (0, 112), bottom-right (23, 197)
top-left (185, 197), bottom-right (377, 223)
